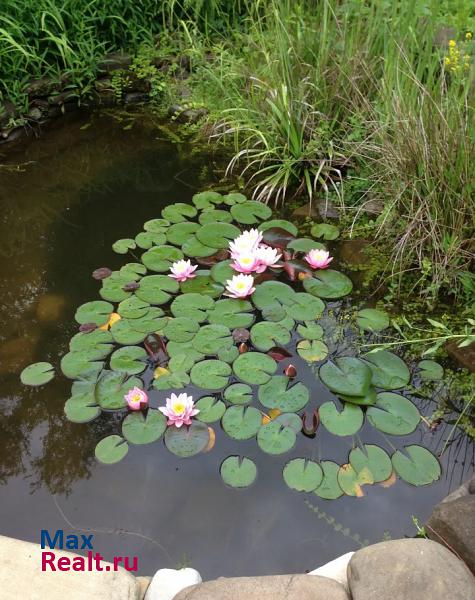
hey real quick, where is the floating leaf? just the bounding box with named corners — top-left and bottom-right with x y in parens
top-left (112, 238), bottom-right (136, 254)
top-left (64, 392), bottom-right (100, 423)
top-left (170, 293), bottom-right (215, 322)
top-left (192, 324), bottom-right (233, 355)
top-left (75, 301), bottom-right (113, 326)
top-left (285, 293), bottom-right (325, 321)
top-left (180, 271), bottom-right (224, 297)
top-left (296, 321), bottom-right (324, 340)
top-left (267, 347), bottom-right (292, 361)
top-left (275, 412), bottom-right (302, 433)
top-left (196, 222), bottom-right (241, 249)
top-left (61, 350), bottom-right (105, 379)
top-left (221, 456), bottom-right (257, 488)
top-left (319, 401), bottom-right (364, 436)
top-left (356, 309), bottom-right (390, 333)
top-left (164, 317), bottom-right (200, 343)
top-left (367, 392), bottom-right (420, 435)
top-left (193, 191), bottom-right (223, 209)
top-left (190, 359), bottom-right (231, 389)
top-left (223, 192), bottom-right (247, 206)
top-left (288, 238), bottom-right (326, 253)
top-left (122, 410), bottom-right (167, 444)
top-left (181, 235), bottom-right (217, 258)
top-left (297, 339), bottom-right (329, 362)
top-left (283, 459), bottom-right (323, 492)
top-left (224, 383), bottom-right (253, 405)
top-left (350, 445), bottom-right (392, 482)
top-left (118, 296), bottom-right (151, 319)
top-left (110, 346), bottom-right (147, 375)
top-left (195, 396), bottom-right (226, 423)
top-left (230, 200), bottom-right (272, 224)
top-left (135, 230), bottom-right (166, 249)
top-left (222, 405), bottom-right (262, 439)
top-left (208, 299), bottom-right (254, 328)
top-left (110, 319), bottom-right (147, 345)
top-left (217, 345), bottom-right (239, 363)
top-left (153, 371), bottom-right (190, 390)
top-left (363, 350), bottom-right (410, 390)
top-left (257, 420), bottom-right (296, 454)
top-left (95, 435), bottom-right (129, 464)
top-left (314, 461), bottom-right (344, 499)
top-left (210, 260), bottom-right (234, 284)
top-left (260, 219), bottom-right (298, 236)
top-left (164, 421), bottom-right (210, 457)
top-left (282, 259), bottom-right (315, 282)
top-left (96, 371), bottom-right (142, 409)
top-left (20, 362), bottom-right (55, 386)
top-left (99, 274), bottom-right (132, 302)
top-left (168, 353), bottom-right (196, 373)
top-left (417, 360), bottom-right (444, 381)
top-left (319, 357), bottom-right (372, 397)
top-left (391, 445), bottom-right (441, 486)
top-left (252, 281), bottom-right (294, 312)
top-left (261, 227), bottom-right (295, 249)
top-left (162, 202), bottom-right (197, 223)
top-left (144, 218), bottom-right (169, 232)
top-left (250, 322), bottom-right (291, 351)
top-left (311, 223), bottom-right (340, 240)
top-left (303, 270), bottom-right (353, 299)
top-left (339, 387), bottom-right (377, 406)
top-left (258, 376), bottom-right (309, 412)
top-left (233, 352), bottom-right (277, 384)
top-left (92, 267), bottom-right (112, 280)
top-left (338, 464), bottom-right (374, 497)
top-left (135, 275), bottom-right (179, 304)
top-left (70, 329), bottom-right (113, 352)
top-left (167, 221), bottom-right (200, 245)
top-left (167, 341), bottom-right (204, 363)
top-left (199, 209), bottom-right (233, 225)
top-left (141, 245), bottom-right (184, 272)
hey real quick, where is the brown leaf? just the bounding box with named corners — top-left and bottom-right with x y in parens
top-left (380, 470), bottom-right (397, 488)
top-left (92, 267), bottom-right (112, 280)
top-left (203, 427), bottom-right (216, 452)
top-left (78, 322), bottom-right (97, 333)
top-left (267, 347), bottom-right (292, 361)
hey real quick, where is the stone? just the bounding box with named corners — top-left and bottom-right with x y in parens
top-left (292, 202), bottom-right (319, 219)
top-left (173, 575), bottom-right (349, 600)
top-left (446, 341), bottom-right (475, 372)
top-left (348, 538), bottom-right (475, 600)
top-left (469, 476), bottom-right (475, 494)
top-left (426, 495), bottom-right (475, 574)
top-left (124, 92), bottom-right (150, 105)
top-left (441, 474), bottom-right (474, 503)
top-left (98, 52), bottom-right (132, 73)
top-left (308, 551), bottom-right (354, 591)
top-left (0, 534), bottom-right (140, 600)
top-left (144, 568), bottom-right (202, 600)
top-left (338, 239), bottom-right (370, 266)
top-left (136, 576), bottom-right (152, 599)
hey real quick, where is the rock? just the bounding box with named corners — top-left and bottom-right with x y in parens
top-left (348, 538), bottom-right (475, 600)
top-left (470, 477), bottom-right (475, 494)
top-left (168, 104), bottom-right (208, 124)
top-left (144, 568), bottom-right (202, 600)
top-left (27, 107), bottom-right (43, 121)
top-left (426, 495), bottom-right (475, 574)
top-left (47, 91), bottom-right (78, 106)
top-left (292, 202), bottom-right (320, 219)
top-left (173, 575), bottom-right (349, 600)
top-left (360, 198), bottom-right (384, 215)
top-left (441, 474), bottom-right (474, 503)
top-left (136, 576), bottom-right (152, 599)
top-left (338, 239), bottom-right (370, 266)
top-left (98, 52), bottom-right (132, 73)
top-left (27, 77), bottom-right (61, 98)
top-left (0, 534), bottom-right (140, 599)
top-left (308, 551), bottom-right (354, 591)
top-left (315, 198), bottom-right (339, 219)
top-left (124, 92), bottom-right (150, 105)
top-left (446, 340), bottom-right (475, 372)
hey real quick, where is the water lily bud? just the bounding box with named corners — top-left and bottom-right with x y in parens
top-left (238, 342), bottom-right (248, 354)
top-left (284, 364), bottom-right (297, 378)
top-left (302, 409), bottom-right (319, 436)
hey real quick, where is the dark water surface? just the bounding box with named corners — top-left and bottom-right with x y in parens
top-left (0, 110), bottom-right (473, 578)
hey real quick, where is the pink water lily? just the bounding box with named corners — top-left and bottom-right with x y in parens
top-left (125, 387), bottom-right (148, 411)
top-left (159, 393), bottom-right (199, 428)
top-left (224, 274), bottom-right (255, 298)
top-left (256, 245), bottom-right (282, 270)
top-left (230, 252), bottom-right (261, 274)
top-left (305, 248), bottom-right (333, 269)
top-left (229, 229), bottom-right (263, 258)
top-left (168, 259), bottom-right (198, 282)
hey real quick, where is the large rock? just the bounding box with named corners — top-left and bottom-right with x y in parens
top-left (348, 538), bottom-right (475, 600)
top-left (174, 574), bottom-right (349, 600)
top-left (308, 551), bottom-right (354, 591)
top-left (427, 495), bottom-right (475, 574)
top-left (0, 534), bottom-right (140, 599)
top-left (144, 568), bottom-right (202, 600)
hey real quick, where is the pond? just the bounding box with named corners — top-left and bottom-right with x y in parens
top-left (0, 109), bottom-right (473, 578)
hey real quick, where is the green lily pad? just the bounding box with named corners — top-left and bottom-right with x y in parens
top-left (181, 235), bottom-right (217, 258)
top-left (297, 339), bottom-right (329, 362)
top-left (363, 350), bottom-right (410, 390)
top-left (162, 202), bottom-right (197, 223)
top-left (192, 324), bottom-right (233, 355)
top-left (196, 222), bottom-right (241, 249)
top-left (417, 360), bottom-right (444, 381)
top-left (64, 392), bottom-right (100, 423)
top-left (257, 420), bottom-right (296, 455)
top-left (164, 421), bottom-right (210, 457)
top-left (252, 281), bottom-right (294, 312)
top-left (338, 463), bottom-right (374, 496)
top-left (275, 413), bottom-right (302, 433)
top-left (96, 371), bottom-right (142, 409)
top-left (367, 392), bottom-right (420, 435)
top-left (288, 238), bottom-right (326, 253)
top-left (99, 274), bottom-right (132, 302)
top-left (297, 321), bottom-right (324, 340)
top-left (95, 435), bottom-right (129, 464)
top-left (193, 191), bottom-right (223, 209)
top-left (199, 209), bottom-right (233, 225)
top-left (141, 245), bottom-right (184, 272)
top-left (118, 296), bottom-right (151, 319)
top-left (171, 293), bottom-right (215, 322)
top-left (233, 352), bottom-right (277, 385)
top-left (20, 362), bottom-right (55, 386)
top-left (339, 387), bottom-right (377, 406)
top-left (285, 293), bottom-right (325, 321)
top-left (110, 346), bottom-right (147, 375)
top-left (220, 456), bottom-right (257, 488)
top-left (195, 396), bottom-right (226, 423)
top-left (168, 353), bottom-right (196, 373)
top-left (222, 405), bottom-right (262, 440)
top-left (208, 299), bottom-right (254, 328)
top-left (319, 357), bottom-right (373, 397)
top-left (135, 275), bottom-right (179, 304)
top-left (75, 301), bottom-right (113, 326)
top-left (250, 322), bottom-right (291, 351)
top-left (122, 410), bottom-right (166, 445)
top-left (258, 376), bottom-right (309, 412)
top-left (167, 222), bottom-right (200, 245)
top-left (260, 219), bottom-right (298, 235)
top-left (153, 371), bottom-right (190, 390)
top-left (119, 262), bottom-right (147, 279)
top-left (356, 309), bottom-right (390, 332)
top-left (164, 317), bottom-right (200, 343)
top-left (135, 231), bottom-right (166, 249)
top-left (217, 345), bottom-right (239, 364)
top-left (180, 271), bottom-right (224, 297)
top-left (392, 445), bottom-right (441, 486)
top-left (223, 192), bottom-right (247, 206)
top-left (224, 383), bottom-right (253, 405)
top-left (69, 329), bottom-right (113, 352)
top-left (230, 200), bottom-right (272, 224)
top-left (190, 359), bottom-right (231, 389)
top-left (144, 218), bottom-right (170, 232)
top-left (210, 260), bottom-right (235, 285)
top-left (311, 223), bottom-right (340, 240)
top-left (303, 270), bottom-right (353, 299)
top-left (349, 445), bottom-right (392, 482)
top-left (110, 319), bottom-right (147, 345)
top-left (319, 401), bottom-right (364, 436)
top-left (60, 350), bottom-right (105, 379)
top-left (112, 238), bottom-right (136, 254)
top-left (283, 459), bottom-right (323, 492)
top-left (166, 341), bottom-right (204, 364)
top-left (314, 461), bottom-right (344, 500)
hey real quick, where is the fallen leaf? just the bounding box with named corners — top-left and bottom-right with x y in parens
top-left (380, 470), bottom-right (397, 488)
top-left (203, 427), bottom-right (216, 452)
top-left (99, 312), bottom-right (121, 330)
top-left (154, 366), bottom-right (170, 379)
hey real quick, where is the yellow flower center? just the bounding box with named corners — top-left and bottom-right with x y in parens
top-left (173, 402), bottom-right (185, 414)
top-left (132, 394), bottom-right (141, 403)
top-left (236, 282), bottom-right (246, 290)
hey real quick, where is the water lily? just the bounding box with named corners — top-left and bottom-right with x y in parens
top-left (256, 245), bottom-right (282, 270)
top-left (125, 387), bottom-right (148, 411)
top-left (305, 248), bottom-right (333, 269)
top-left (224, 274), bottom-right (256, 298)
top-left (159, 392), bottom-right (199, 428)
top-left (230, 252), bottom-right (261, 274)
top-left (168, 259), bottom-right (198, 282)
top-left (229, 229), bottom-right (263, 257)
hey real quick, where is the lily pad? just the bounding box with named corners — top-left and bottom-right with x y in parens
top-left (164, 317), bottom-right (200, 343)
top-left (192, 324), bottom-right (233, 355)
top-left (230, 200), bottom-right (272, 224)
top-left (303, 270), bottom-right (353, 299)
top-left (367, 392), bottom-right (420, 435)
top-left (392, 445), bottom-right (441, 486)
top-left (417, 360), bottom-right (444, 381)
top-left (118, 296), bottom-right (151, 319)
top-left (199, 209), bottom-right (233, 225)
top-left (153, 371), bottom-right (190, 390)
top-left (314, 461), bottom-right (344, 499)
top-left (99, 274), bottom-right (132, 302)
top-left (20, 362), bottom-right (55, 386)
top-left (283, 459), bottom-right (323, 492)
top-left (311, 223), bottom-right (340, 240)
top-left (250, 322), bottom-right (291, 351)
top-left (180, 271), bottom-right (224, 297)
top-left (208, 299), bottom-right (254, 328)
top-left (223, 192), bottom-right (247, 206)
top-left (110, 346), bottom-right (147, 375)
top-left (110, 319), bottom-right (147, 345)
top-left (135, 275), bottom-right (179, 304)
top-left (166, 341), bottom-right (204, 364)
top-left (297, 339), bottom-right (329, 362)
top-left (162, 202), bottom-right (197, 223)
top-left (96, 371), bottom-right (142, 409)
top-left (144, 218), bottom-right (170, 232)
top-left (260, 219), bottom-right (298, 236)
top-left (222, 405), bottom-right (262, 440)
top-left (193, 191), bottom-right (223, 210)
top-left (285, 293), bottom-right (325, 321)
top-left (112, 238), bottom-right (136, 254)
top-left (275, 412), bottom-right (302, 433)
top-left (224, 383), bottom-right (253, 405)
top-left (195, 396), bottom-right (226, 423)
top-left (64, 392), bottom-right (100, 423)
top-left (363, 350), bottom-right (410, 390)
top-left (60, 350), bottom-right (105, 379)
top-left (190, 360), bottom-right (231, 389)
top-left (210, 260), bottom-right (235, 285)
top-left (252, 281), bottom-right (294, 312)
top-left (356, 309), bottom-right (390, 332)
top-left (181, 236), bottom-right (217, 258)
top-left (233, 352), bottom-right (277, 385)
top-left (319, 401), bottom-right (364, 436)
top-left (164, 421), bottom-right (210, 457)
top-left (349, 445), bottom-right (392, 482)
top-left (167, 222), bottom-right (200, 245)
top-left (171, 293), bottom-right (215, 322)
top-left (141, 245), bottom-right (184, 272)
top-left (135, 231), bottom-right (166, 249)
top-left (258, 376), bottom-right (309, 412)
top-left (339, 387), bottom-right (377, 406)
top-left (70, 329), bottom-right (113, 352)
top-left (75, 301), bottom-right (113, 326)
top-left (122, 410), bottom-right (167, 444)
top-left (95, 435), bottom-right (129, 464)
top-left (296, 322), bottom-right (324, 340)
top-left (196, 222), bottom-right (241, 249)
top-left (337, 464), bottom-right (374, 497)
top-left (220, 456), bottom-right (257, 488)
top-left (257, 420), bottom-right (296, 454)
top-left (168, 353), bottom-right (196, 373)
top-left (288, 238), bottom-right (326, 253)
top-left (319, 357), bottom-right (373, 397)
top-left (217, 345), bottom-right (239, 363)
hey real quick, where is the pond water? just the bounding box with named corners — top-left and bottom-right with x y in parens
top-left (0, 110), bottom-right (473, 578)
